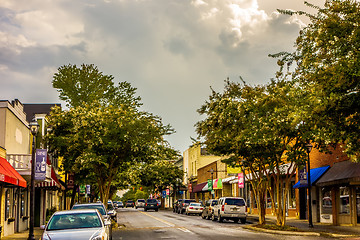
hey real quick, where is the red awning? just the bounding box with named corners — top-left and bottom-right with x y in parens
top-left (0, 157), bottom-right (27, 188)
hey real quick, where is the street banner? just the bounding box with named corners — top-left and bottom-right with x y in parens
top-left (188, 183), bottom-right (192, 193)
top-left (162, 190), bottom-right (166, 198)
top-left (238, 173), bottom-right (244, 188)
top-left (207, 179), bottom-right (213, 191)
top-left (80, 185), bottom-right (86, 194)
top-left (67, 173), bottom-right (75, 189)
top-left (35, 149), bottom-right (47, 181)
top-left (86, 185), bottom-right (91, 194)
top-left (299, 165), bottom-right (307, 186)
top-left (166, 189), bottom-right (169, 196)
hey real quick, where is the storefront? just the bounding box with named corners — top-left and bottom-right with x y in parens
top-left (316, 161), bottom-right (360, 226)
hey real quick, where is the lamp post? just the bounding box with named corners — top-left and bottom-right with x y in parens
top-left (305, 143), bottom-right (313, 228)
top-left (28, 118), bottom-right (39, 240)
top-left (209, 168), bottom-right (214, 198)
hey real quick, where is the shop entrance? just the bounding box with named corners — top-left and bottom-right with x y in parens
top-left (356, 187), bottom-right (360, 224)
top-left (299, 188), bottom-right (307, 219)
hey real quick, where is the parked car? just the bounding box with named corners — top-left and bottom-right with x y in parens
top-left (211, 197), bottom-right (247, 223)
top-left (72, 202), bottom-right (110, 221)
top-left (185, 202), bottom-right (204, 215)
top-left (135, 199), bottom-right (146, 209)
top-left (117, 201), bottom-right (124, 208)
top-left (144, 198), bottom-right (159, 211)
top-left (178, 199), bottom-right (196, 214)
top-left (107, 201), bottom-right (117, 221)
top-left (125, 200), bottom-right (135, 208)
top-left (173, 199), bottom-right (183, 213)
top-left (41, 209), bottom-right (112, 240)
top-left (201, 199), bottom-right (218, 220)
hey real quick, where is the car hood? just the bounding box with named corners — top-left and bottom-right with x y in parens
top-left (43, 228), bottom-right (102, 240)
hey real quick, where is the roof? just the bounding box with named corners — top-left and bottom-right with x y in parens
top-left (23, 103), bottom-right (61, 122)
top-left (316, 161), bottom-right (360, 186)
top-left (54, 209), bottom-right (99, 215)
top-left (293, 166), bottom-right (330, 188)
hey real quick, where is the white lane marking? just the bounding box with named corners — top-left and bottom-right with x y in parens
top-left (177, 227), bottom-right (192, 233)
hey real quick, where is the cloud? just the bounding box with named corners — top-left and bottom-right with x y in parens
top-left (0, 0), bottom-right (317, 152)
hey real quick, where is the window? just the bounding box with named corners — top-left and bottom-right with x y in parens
top-left (339, 186), bottom-right (350, 214)
top-left (289, 181), bottom-right (296, 209)
top-left (20, 190), bottom-right (25, 217)
top-left (321, 188), bottom-right (332, 214)
top-left (5, 189), bottom-right (11, 219)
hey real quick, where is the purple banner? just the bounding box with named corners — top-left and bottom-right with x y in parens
top-left (35, 149), bottom-right (47, 181)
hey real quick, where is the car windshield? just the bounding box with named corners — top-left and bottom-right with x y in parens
top-left (47, 212), bottom-right (102, 230)
top-left (72, 205), bottom-right (106, 215)
top-left (190, 203), bottom-right (201, 207)
top-left (138, 200), bottom-right (145, 203)
top-left (211, 200), bottom-right (218, 206)
top-left (184, 199), bottom-right (196, 204)
top-left (127, 201), bottom-right (134, 203)
top-left (147, 199), bottom-right (157, 203)
top-left (225, 198), bottom-right (245, 206)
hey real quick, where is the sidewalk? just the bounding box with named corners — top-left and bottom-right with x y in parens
top-left (247, 214), bottom-right (360, 238)
top-left (1, 227), bottom-right (43, 240)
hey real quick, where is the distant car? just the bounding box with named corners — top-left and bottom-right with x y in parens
top-left (118, 201), bottom-right (124, 208)
top-left (72, 202), bottom-right (110, 221)
top-left (41, 209), bottom-right (112, 240)
top-left (201, 199), bottom-right (218, 220)
top-left (185, 202), bottom-right (204, 216)
top-left (144, 199), bottom-right (159, 212)
top-left (135, 199), bottom-right (146, 209)
top-left (125, 200), bottom-right (135, 208)
top-left (178, 199), bottom-right (196, 214)
top-left (212, 197), bottom-right (247, 223)
top-left (107, 201), bottom-right (117, 221)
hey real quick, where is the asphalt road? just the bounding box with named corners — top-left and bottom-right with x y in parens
top-left (113, 207), bottom-right (328, 240)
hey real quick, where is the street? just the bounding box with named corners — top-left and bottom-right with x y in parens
top-left (113, 208), bottom-right (328, 240)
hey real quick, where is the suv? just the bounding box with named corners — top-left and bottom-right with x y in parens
top-left (211, 197), bottom-right (247, 223)
top-left (135, 199), bottom-right (146, 209)
top-left (201, 199), bottom-right (218, 220)
top-left (144, 198), bottom-right (159, 211)
top-left (173, 199), bottom-right (183, 213)
top-left (125, 200), bottom-right (135, 208)
top-left (178, 199), bottom-right (196, 214)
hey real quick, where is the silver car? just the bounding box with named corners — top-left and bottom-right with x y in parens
top-left (41, 209), bottom-right (112, 240)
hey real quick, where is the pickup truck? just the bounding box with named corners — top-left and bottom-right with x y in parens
top-left (211, 197), bottom-right (247, 223)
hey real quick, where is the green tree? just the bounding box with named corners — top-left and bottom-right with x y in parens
top-left (274, 0), bottom-right (360, 161)
top-left (196, 78), bottom-right (311, 226)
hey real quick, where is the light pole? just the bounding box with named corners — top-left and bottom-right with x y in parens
top-left (209, 168), bottom-right (214, 199)
top-left (305, 143), bottom-right (313, 228)
top-left (28, 118), bottom-right (39, 240)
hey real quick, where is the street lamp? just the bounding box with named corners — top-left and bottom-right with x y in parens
top-left (28, 118), bottom-right (39, 240)
top-left (305, 143), bottom-right (313, 228)
top-left (209, 168), bottom-right (214, 198)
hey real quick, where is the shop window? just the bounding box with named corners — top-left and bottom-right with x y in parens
top-left (5, 189), bottom-right (11, 219)
top-left (20, 190), bottom-right (25, 217)
top-left (321, 188), bottom-right (332, 214)
top-left (339, 186), bottom-right (350, 214)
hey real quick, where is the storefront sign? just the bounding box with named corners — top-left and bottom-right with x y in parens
top-left (35, 149), bottom-right (47, 180)
top-left (238, 173), bottom-right (244, 188)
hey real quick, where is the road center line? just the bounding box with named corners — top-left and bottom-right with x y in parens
top-left (140, 211), bottom-right (176, 227)
top-left (177, 227), bottom-right (192, 233)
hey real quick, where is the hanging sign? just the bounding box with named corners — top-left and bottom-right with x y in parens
top-left (35, 149), bottom-right (47, 181)
top-left (238, 173), bottom-right (244, 188)
top-left (207, 179), bottom-right (213, 191)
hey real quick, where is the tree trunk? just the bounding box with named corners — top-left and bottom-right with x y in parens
top-left (70, 184), bottom-right (78, 208)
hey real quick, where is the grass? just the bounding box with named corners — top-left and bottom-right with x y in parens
top-left (252, 224), bottom-right (304, 232)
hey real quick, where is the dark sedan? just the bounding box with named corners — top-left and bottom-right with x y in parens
top-left (125, 200), bottom-right (135, 208)
top-left (144, 199), bottom-right (159, 212)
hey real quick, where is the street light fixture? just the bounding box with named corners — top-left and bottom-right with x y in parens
top-left (305, 143), bottom-right (313, 228)
top-left (28, 118), bottom-right (39, 240)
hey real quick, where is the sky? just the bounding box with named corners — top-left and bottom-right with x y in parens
top-left (0, 0), bottom-right (324, 154)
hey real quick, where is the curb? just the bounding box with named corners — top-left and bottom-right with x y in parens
top-left (243, 225), bottom-right (321, 236)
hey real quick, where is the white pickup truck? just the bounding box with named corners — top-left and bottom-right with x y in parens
top-left (211, 197), bottom-right (247, 223)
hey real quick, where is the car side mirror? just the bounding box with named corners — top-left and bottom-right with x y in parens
top-left (40, 225), bottom-right (46, 230)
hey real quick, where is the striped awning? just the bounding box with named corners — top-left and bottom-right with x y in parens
top-left (35, 167), bottom-right (65, 190)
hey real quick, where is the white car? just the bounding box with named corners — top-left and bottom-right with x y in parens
top-left (135, 199), bottom-right (146, 209)
top-left (212, 197), bottom-right (247, 223)
top-left (185, 202), bottom-right (204, 216)
top-left (41, 209), bottom-right (112, 240)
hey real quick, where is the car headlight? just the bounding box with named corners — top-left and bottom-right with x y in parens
top-left (90, 230), bottom-right (104, 240)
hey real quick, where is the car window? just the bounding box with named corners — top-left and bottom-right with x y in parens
top-left (184, 199), bottom-right (196, 204)
top-left (47, 212), bottom-right (102, 230)
top-left (225, 198), bottom-right (245, 206)
top-left (147, 199), bottom-right (157, 203)
top-left (72, 205), bottom-right (106, 216)
top-left (190, 203), bottom-right (201, 207)
top-left (211, 200), bottom-right (218, 206)
top-left (138, 199), bottom-right (145, 203)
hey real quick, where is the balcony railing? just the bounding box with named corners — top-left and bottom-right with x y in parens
top-left (7, 154), bottom-right (31, 169)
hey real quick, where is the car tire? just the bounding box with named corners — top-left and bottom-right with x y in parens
top-left (233, 218), bottom-right (239, 223)
top-left (155, 209), bottom-right (158, 212)
top-left (145, 209), bottom-right (147, 211)
top-left (218, 214), bottom-right (223, 223)
top-left (240, 218), bottom-right (246, 224)
top-left (201, 213), bottom-right (206, 219)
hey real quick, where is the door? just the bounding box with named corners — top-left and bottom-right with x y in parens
top-left (35, 188), bottom-right (41, 226)
top-left (299, 188), bottom-right (307, 219)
